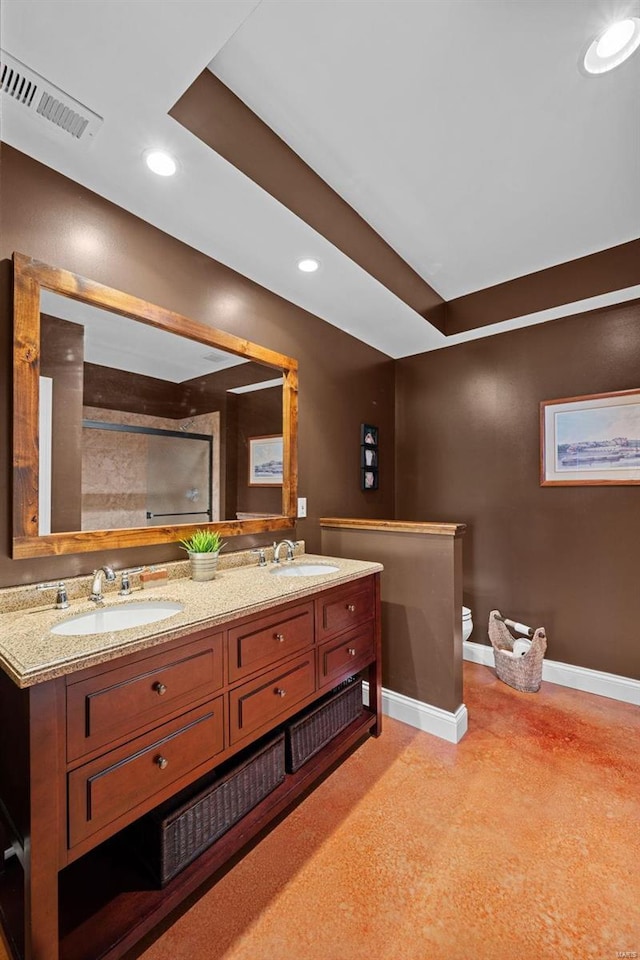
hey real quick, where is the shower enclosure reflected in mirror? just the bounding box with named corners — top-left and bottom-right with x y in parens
top-left (79, 419), bottom-right (215, 531)
top-left (13, 253), bottom-right (298, 558)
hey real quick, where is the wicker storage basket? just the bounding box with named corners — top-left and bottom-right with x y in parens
top-left (285, 678), bottom-right (363, 773)
top-left (134, 731), bottom-right (285, 886)
top-left (488, 610), bottom-right (547, 693)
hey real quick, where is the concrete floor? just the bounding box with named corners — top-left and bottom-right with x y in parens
top-left (136, 662), bottom-right (639, 960)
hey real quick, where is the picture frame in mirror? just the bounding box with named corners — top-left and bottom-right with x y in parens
top-left (248, 435), bottom-right (284, 486)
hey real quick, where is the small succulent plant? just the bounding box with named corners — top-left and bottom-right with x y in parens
top-left (178, 529), bottom-right (226, 554)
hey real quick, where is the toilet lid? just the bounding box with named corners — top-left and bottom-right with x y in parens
top-left (462, 606), bottom-right (471, 619)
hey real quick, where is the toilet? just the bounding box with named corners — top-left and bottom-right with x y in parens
top-left (462, 606), bottom-right (473, 642)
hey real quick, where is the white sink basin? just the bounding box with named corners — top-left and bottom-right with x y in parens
top-left (51, 601), bottom-right (184, 636)
top-left (271, 563), bottom-right (339, 577)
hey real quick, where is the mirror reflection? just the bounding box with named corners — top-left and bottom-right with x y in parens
top-left (39, 291), bottom-right (284, 535)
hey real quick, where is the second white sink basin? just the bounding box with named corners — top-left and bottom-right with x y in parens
top-left (271, 563), bottom-right (339, 577)
top-left (51, 601), bottom-right (184, 636)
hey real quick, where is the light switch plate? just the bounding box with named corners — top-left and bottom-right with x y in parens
top-left (297, 497), bottom-right (307, 518)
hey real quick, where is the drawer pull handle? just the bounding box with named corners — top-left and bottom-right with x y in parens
top-left (154, 682), bottom-right (167, 696)
top-left (346, 604), bottom-right (356, 612)
top-left (155, 755), bottom-right (169, 770)
top-left (275, 633), bottom-right (285, 642)
top-left (275, 687), bottom-right (287, 698)
top-left (347, 648), bottom-right (357, 657)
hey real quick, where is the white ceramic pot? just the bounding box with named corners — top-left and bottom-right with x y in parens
top-left (188, 551), bottom-right (220, 582)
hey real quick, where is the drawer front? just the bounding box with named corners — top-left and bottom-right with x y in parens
top-left (67, 634), bottom-right (223, 761)
top-left (318, 624), bottom-right (375, 689)
top-left (68, 698), bottom-right (224, 848)
top-left (230, 655), bottom-right (316, 744)
top-left (228, 602), bottom-right (314, 682)
top-left (316, 578), bottom-right (374, 641)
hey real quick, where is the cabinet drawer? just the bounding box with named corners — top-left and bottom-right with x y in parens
top-left (230, 655), bottom-right (316, 744)
top-left (316, 578), bottom-right (374, 641)
top-left (67, 634), bottom-right (223, 761)
top-left (228, 602), bottom-right (314, 682)
top-left (317, 624), bottom-right (375, 689)
top-left (68, 698), bottom-right (224, 848)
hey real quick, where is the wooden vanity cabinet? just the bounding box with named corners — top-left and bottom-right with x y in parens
top-left (0, 573), bottom-right (381, 960)
top-left (66, 631), bottom-right (224, 763)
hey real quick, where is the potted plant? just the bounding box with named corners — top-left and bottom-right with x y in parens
top-left (179, 529), bottom-right (226, 582)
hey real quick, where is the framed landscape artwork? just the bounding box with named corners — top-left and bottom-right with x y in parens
top-left (248, 434), bottom-right (283, 486)
top-left (540, 389), bottom-right (640, 486)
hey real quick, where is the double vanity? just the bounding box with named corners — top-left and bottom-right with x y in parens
top-left (2, 255), bottom-right (382, 959)
top-left (0, 553), bottom-right (382, 960)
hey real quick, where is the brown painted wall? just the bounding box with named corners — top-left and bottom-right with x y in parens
top-left (395, 301), bottom-right (640, 680)
top-left (0, 146), bottom-right (395, 586)
top-left (235, 388), bottom-right (283, 519)
top-left (83, 364), bottom-right (185, 417)
top-left (40, 315), bottom-right (84, 532)
top-left (321, 526), bottom-right (463, 712)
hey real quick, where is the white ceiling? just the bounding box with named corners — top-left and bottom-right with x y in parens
top-left (211, 0), bottom-right (640, 300)
top-left (2, 0), bottom-right (639, 359)
top-left (41, 291), bottom-right (250, 383)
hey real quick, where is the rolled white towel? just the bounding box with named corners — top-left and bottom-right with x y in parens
top-left (504, 618), bottom-right (533, 636)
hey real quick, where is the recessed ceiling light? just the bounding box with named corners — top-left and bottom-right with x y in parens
top-left (144, 150), bottom-right (178, 177)
top-left (583, 18), bottom-right (640, 74)
top-left (297, 258), bottom-right (320, 273)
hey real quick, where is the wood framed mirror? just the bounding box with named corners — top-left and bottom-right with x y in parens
top-left (12, 253), bottom-right (298, 558)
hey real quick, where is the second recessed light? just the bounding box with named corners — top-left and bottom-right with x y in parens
top-left (145, 150), bottom-right (178, 177)
top-left (297, 258), bottom-right (321, 273)
top-left (583, 18), bottom-right (640, 74)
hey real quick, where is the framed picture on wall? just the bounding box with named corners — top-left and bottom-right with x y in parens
top-left (361, 446), bottom-right (378, 468)
top-left (360, 422), bottom-right (379, 491)
top-left (361, 468), bottom-right (378, 490)
top-left (361, 423), bottom-right (378, 446)
top-left (540, 388), bottom-right (640, 486)
top-left (248, 434), bottom-right (283, 486)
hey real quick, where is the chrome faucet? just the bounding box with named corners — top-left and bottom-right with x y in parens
top-left (90, 566), bottom-right (116, 603)
top-left (273, 540), bottom-right (296, 563)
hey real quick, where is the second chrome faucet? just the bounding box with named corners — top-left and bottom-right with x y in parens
top-left (272, 540), bottom-right (296, 563)
top-left (90, 566), bottom-right (115, 603)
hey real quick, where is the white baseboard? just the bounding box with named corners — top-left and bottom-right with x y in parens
top-left (463, 641), bottom-right (640, 706)
top-left (362, 681), bottom-right (468, 743)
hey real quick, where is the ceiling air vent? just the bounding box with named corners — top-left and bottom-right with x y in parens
top-left (0, 50), bottom-right (102, 141)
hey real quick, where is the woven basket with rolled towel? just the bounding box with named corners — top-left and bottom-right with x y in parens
top-left (488, 610), bottom-right (547, 692)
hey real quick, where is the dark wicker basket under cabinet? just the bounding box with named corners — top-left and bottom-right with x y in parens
top-left (134, 731), bottom-right (285, 886)
top-left (285, 678), bottom-right (364, 773)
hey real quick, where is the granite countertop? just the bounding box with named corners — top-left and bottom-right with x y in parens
top-left (0, 554), bottom-right (382, 688)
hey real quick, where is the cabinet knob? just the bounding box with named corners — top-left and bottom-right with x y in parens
top-left (346, 604), bottom-right (356, 612)
top-left (275, 633), bottom-right (285, 642)
top-left (275, 687), bottom-right (287, 698)
top-left (154, 682), bottom-right (167, 696)
top-left (347, 648), bottom-right (357, 657)
top-left (155, 755), bottom-right (168, 770)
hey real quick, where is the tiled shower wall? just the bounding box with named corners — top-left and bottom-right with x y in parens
top-left (81, 407), bottom-right (220, 531)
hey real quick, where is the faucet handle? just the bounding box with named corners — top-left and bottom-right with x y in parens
top-left (119, 567), bottom-right (144, 596)
top-left (36, 581), bottom-right (69, 610)
top-left (251, 549), bottom-right (267, 567)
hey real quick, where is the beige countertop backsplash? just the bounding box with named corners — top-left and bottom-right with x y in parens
top-left (0, 545), bottom-right (382, 688)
